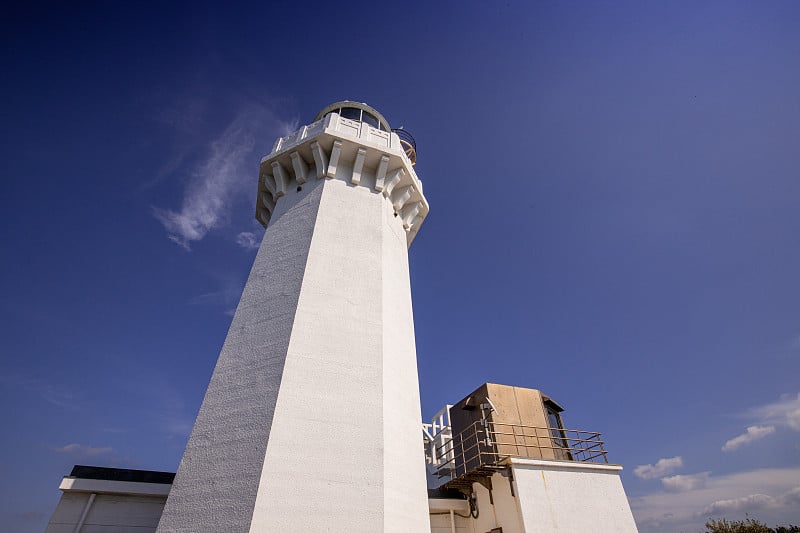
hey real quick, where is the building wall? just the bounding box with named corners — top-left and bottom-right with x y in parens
top-left (247, 176), bottom-right (429, 532)
top-left (48, 487), bottom-right (477, 533)
top-left (511, 459), bottom-right (638, 532)
top-left (429, 512), bottom-right (474, 533)
top-left (46, 492), bottom-right (167, 533)
top-left (157, 177), bottom-right (326, 532)
top-left (381, 183), bottom-right (432, 531)
top-left (459, 460), bottom-right (637, 533)
top-left (248, 174), bottom-right (384, 531)
top-left (428, 499), bottom-right (475, 533)
top-left (46, 459), bottom-right (638, 533)
top-left (470, 473), bottom-right (526, 533)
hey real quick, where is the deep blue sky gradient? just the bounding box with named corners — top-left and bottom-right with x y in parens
top-left (2, 2), bottom-right (799, 531)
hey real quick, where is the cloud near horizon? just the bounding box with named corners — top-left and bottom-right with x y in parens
top-left (722, 425), bottom-right (776, 452)
top-left (634, 456), bottom-right (683, 480)
top-left (631, 467), bottom-right (800, 532)
top-left (53, 443), bottom-right (113, 456)
top-left (153, 102), bottom-right (295, 250)
top-left (703, 485), bottom-right (800, 515)
top-left (703, 493), bottom-right (776, 514)
top-left (661, 472), bottom-right (710, 492)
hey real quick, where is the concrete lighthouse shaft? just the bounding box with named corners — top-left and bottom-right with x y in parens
top-left (156, 102), bottom-right (431, 532)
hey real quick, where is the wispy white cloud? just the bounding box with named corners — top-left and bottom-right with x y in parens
top-left (153, 111), bottom-right (255, 249)
top-left (631, 467), bottom-right (800, 532)
top-left (53, 443), bottom-right (113, 456)
top-left (716, 393), bottom-right (800, 455)
top-left (188, 269), bottom-right (245, 316)
top-left (634, 456), bottom-right (683, 479)
top-left (744, 392), bottom-right (800, 431)
top-left (235, 231), bottom-right (262, 250)
top-left (153, 103), bottom-right (294, 250)
top-left (102, 367), bottom-right (194, 441)
top-left (661, 472), bottom-right (710, 492)
top-left (0, 373), bottom-right (76, 408)
top-left (146, 379), bottom-right (193, 439)
top-left (722, 425), bottom-right (775, 452)
top-left (189, 288), bottom-right (240, 307)
top-left (140, 93), bottom-right (210, 191)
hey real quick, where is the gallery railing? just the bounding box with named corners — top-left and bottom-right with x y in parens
top-left (392, 128), bottom-right (417, 165)
top-left (432, 420), bottom-right (608, 482)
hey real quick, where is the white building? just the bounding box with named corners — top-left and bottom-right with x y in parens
top-left (47, 385), bottom-right (637, 532)
top-left (46, 102), bottom-right (637, 532)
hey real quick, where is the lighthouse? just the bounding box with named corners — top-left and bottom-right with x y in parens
top-left (44, 101), bottom-right (640, 533)
top-left (156, 102), bottom-right (431, 532)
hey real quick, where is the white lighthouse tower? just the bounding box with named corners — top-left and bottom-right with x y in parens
top-left (157, 102), bottom-right (431, 532)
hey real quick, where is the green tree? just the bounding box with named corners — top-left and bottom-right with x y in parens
top-left (703, 517), bottom-right (800, 533)
top-left (704, 517), bottom-right (771, 533)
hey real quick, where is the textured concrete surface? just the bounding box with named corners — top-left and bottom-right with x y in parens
top-left (380, 190), bottom-right (431, 532)
top-left (249, 177), bottom-right (385, 531)
top-left (159, 173), bottom-right (429, 530)
top-left (248, 177), bottom-right (429, 532)
top-left (157, 178), bottom-right (325, 532)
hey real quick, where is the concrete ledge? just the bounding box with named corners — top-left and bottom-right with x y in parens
top-left (507, 457), bottom-right (624, 473)
top-left (59, 477), bottom-right (172, 497)
top-left (256, 111), bottom-right (430, 246)
top-left (428, 498), bottom-right (470, 513)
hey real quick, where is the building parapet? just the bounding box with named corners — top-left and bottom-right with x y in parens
top-left (256, 110), bottom-right (429, 246)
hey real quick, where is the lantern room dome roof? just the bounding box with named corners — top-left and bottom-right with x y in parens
top-left (314, 101), bottom-right (392, 132)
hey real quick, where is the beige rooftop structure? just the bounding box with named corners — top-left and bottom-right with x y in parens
top-left (425, 383), bottom-right (638, 532)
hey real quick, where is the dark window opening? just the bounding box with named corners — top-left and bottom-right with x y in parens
top-left (546, 408), bottom-right (568, 450)
top-left (339, 107), bottom-right (362, 121)
top-left (361, 112), bottom-right (379, 129)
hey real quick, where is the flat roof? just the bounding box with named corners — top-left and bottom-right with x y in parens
top-left (69, 465), bottom-right (175, 485)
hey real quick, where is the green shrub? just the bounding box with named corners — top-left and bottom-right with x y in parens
top-left (703, 517), bottom-right (800, 533)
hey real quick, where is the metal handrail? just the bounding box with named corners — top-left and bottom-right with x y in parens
top-left (433, 420), bottom-right (608, 481)
top-left (392, 128), bottom-right (417, 165)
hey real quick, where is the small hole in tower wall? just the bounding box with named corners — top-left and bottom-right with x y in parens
top-left (297, 186), bottom-right (302, 192)
top-left (394, 212), bottom-right (398, 217)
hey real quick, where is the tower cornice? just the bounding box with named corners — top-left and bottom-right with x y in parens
top-left (256, 111), bottom-right (429, 246)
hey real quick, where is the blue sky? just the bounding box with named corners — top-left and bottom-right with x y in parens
top-left (1, 1), bottom-right (799, 531)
